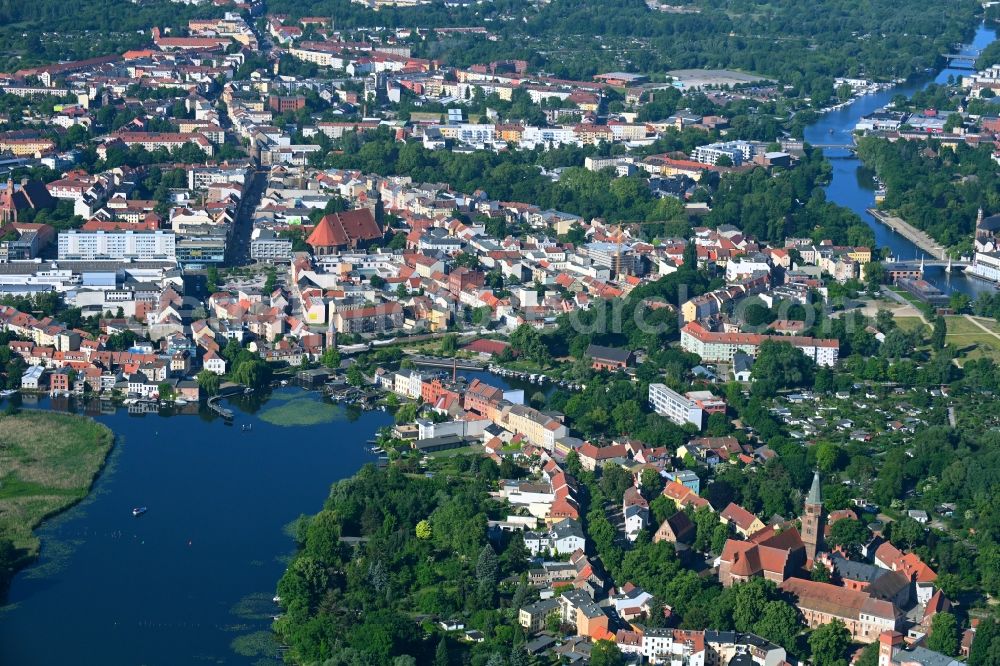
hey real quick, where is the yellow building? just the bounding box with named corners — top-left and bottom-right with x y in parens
top-left (0, 138), bottom-right (56, 156)
top-left (848, 247), bottom-right (872, 264)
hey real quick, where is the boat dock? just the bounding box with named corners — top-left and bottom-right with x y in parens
top-left (206, 394), bottom-right (234, 420)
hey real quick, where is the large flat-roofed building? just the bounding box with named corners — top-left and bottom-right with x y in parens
top-left (648, 383), bottom-right (704, 429)
top-left (58, 230), bottom-right (176, 261)
top-left (518, 598), bottom-right (560, 633)
top-left (175, 233), bottom-right (227, 266)
top-left (895, 277), bottom-right (949, 307)
top-left (693, 140), bottom-right (755, 166)
top-left (681, 321), bottom-right (839, 367)
top-left (498, 403), bottom-right (568, 450)
top-left (331, 302), bottom-right (403, 334)
top-left (250, 229), bottom-right (293, 263)
top-left (116, 132), bottom-right (214, 157)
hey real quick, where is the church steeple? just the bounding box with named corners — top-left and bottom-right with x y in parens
top-left (806, 470), bottom-right (822, 506)
top-left (802, 471), bottom-right (825, 563)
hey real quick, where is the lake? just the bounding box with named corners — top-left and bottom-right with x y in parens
top-left (0, 370), bottom-right (528, 664)
top-left (0, 389), bottom-right (393, 665)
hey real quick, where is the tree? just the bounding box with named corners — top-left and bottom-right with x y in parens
top-left (600, 464), bottom-right (632, 501)
top-left (612, 400), bottom-right (641, 435)
top-left (263, 266), bottom-right (278, 293)
top-left (395, 402), bottom-right (419, 424)
top-left (827, 518), bottom-right (870, 559)
top-left (511, 572), bottom-right (530, 611)
top-left (440, 334), bottom-right (458, 354)
top-left (231, 357), bottom-right (271, 389)
top-left (640, 468), bottom-right (665, 500)
top-left (815, 441), bottom-right (846, 473)
top-left (943, 113), bottom-right (963, 132)
top-left (347, 364), bottom-right (365, 387)
top-left (865, 262), bottom-right (886, 293)
top-left (811, 561), bottom-right (832, 582)
top-left (856, 642), bottom-right (880, 666)
top-left (434, 636), bottom-right (449, 666)
top-left (321, 347), bottom-right (341, 369)
top-left (196, 370), bottom-right (219, 397)
top-left (415, 520), bottom-right (432, 540)
top-left (476, 543), bottom-right (499, 599)
top-left (752, 340), bottom-right (815, 393)
top-left (706, 411), bottom-right (733, 436)
top-left (157, 382), bottom-right (175, 401)
top-left (206, 266), bottom-right (219, 293)
top-left (545, 610), bottom-right (562, 634)
top-left (809, 619), bottom-right (851, 666)
top-left (927, 612), bottom-right (959, 656)
top-left (0, 537), bottom-right (17, 594)
top-left (590, 640), bottom-right (624, 666)
top-left (732, 578), bottom-right (775, 632)
top-left (969, 617), bottom-right (1000, 666)
top-left (753, 600), bottom-right (802, 651)
top-left (932, 315), bottom-right (947, 350)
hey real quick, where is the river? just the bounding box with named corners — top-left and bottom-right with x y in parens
top-left (804, 22), bottom-right (999, 298)
top-left (0, 371), bottom-right (526, 664)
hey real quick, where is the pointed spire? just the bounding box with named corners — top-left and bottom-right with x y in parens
top-left (806, 470), bottom-right (822, 506)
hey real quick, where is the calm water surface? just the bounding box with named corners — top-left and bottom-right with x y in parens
top-left (0, 389), bottom-right (392, 665)
top-left (805, 22), bottom-right (999, 297)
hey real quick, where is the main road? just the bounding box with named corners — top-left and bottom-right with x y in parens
top-left (227, 168), bottom-right (268, 266)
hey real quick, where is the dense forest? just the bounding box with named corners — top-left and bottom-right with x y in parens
top-left (273, 458), bottom-right (534, 665)
top-left (856, 137), bottom-right (1000, 252)
top-left (705, 147), bottom-right (875, 247)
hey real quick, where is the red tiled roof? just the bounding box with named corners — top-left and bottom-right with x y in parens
top-left (307, 208), bottom-right (382, 248)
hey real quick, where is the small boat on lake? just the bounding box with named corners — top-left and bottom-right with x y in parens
top-left (132, 507), bottom-right (147, 517)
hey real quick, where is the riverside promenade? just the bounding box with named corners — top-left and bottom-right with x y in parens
top-left (867, 208), bottom-right (948, 260)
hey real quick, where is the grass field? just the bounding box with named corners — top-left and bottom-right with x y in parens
top-left (894, 316), bottom-right (927, 333)
top-left (0, 411), bottom-right (114, 556)
top-left (944, 315), bottom-right (1000, 363)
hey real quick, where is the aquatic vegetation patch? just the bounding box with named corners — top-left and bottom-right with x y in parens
top-left (0, 411), bottom-right (114, 556)
top-left (258, 395), bottom-right (343, 427)
top-left (230, 630), bottom-right (282, 661)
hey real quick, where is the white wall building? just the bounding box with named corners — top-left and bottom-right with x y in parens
top-left (648, 383), bottom-right (703, 429)
top-left (58, 230), bottom-right (176, 261)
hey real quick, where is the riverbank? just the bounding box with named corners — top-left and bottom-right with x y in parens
top-left (804, 22), bottom-right (997, 298)
top-left (0, 411), bottom-right (114, 588)
top-left (866, 208), bottom-right (950, 260)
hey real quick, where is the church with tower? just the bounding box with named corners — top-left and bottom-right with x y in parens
top-left (717, 471), bottom-right (825, 587)
top-left (801, 470), bottom-right (825, 563)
